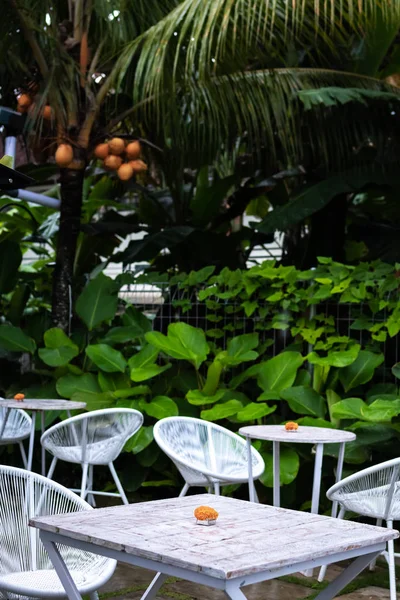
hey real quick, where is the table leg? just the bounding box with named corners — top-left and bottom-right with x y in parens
top-left (311, 443), bottom-right (324, 514)
top-left (246, 437), bottom-right (255, 503)
top-left (40, 533), bottom-right (83, 600)
top-left (0, 408), bottom-right (10, 440)
top-left (273, 441), bottom-right (280, 507)
top-left (224, 583), bottom-right (248, 599)
top-left (41, 411), bottom-right (46, 476)
top-left (314, 550), bottom-right (381, 600)
top-left (331, 442), bottom-right (345, 518)
top-left (27, 412), bottom-right (37, 472)
top-left (140, 573), bottom-right (168, 600)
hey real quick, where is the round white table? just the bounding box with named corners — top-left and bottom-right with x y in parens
top-left (0, 399), bottom-right (86, 474)
top-left (239, 425), bottom-right (356, 515)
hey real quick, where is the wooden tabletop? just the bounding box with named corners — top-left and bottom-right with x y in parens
top-left (239, 425), bottom-right (356, 444)
top-left (0, 399), bottom-right (86, 411)
top-left (30, 494), bottom-right (396, 580)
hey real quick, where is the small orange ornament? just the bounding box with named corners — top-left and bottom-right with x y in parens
top-left (13, 393), bottom-right (25, 402)
top-left (194, 506), bottom-right (219, 524)
top-left (285, 421), bottom-right (298, 431)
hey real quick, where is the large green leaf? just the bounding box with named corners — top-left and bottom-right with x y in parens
top-left (218, 333), bottom-right (259, 367)
top-left (75, 274), bottom-right (118, 330)
top-left (257, 351), bottom-right (304, 392)
top-left (121, 306), bottom-right (152, 336)
top-left (0, 325), bottom-right (36, 353)
top-left (280, 386), bottom-right (326, 418)
top-left (124, 426), bottom-right (154, 454)
top-left (339, 351), bottom-right (384, 392)
top-left (139, 396), bottom-right (179, 419)
top-left (331, 398), bottom-right (400, 422)
top-left (0, 241), bottom-right (22, 294)
top-left (201, 399), bottom-right (243, 421)
top-left (98, 372), bottom-right (130, 392)
top-left (257, 167), bottom-right (400, 235)
top-left (236, 402), bottom-right (276, 422)
top-left (102, 326), bottom-right (145, 345)
top-left (191, 171), bottom-right (237, 226)
top-left (38, 328), bottom-right (79, 367)
top-left (86, 344), bottom-right (127, 373)
top-left (146, 323), bottom-right (209, 369)
top-left (307, 344), bottom-right (360, 368)
top-left (56, 373), bottom-right (101, 399)
top-left (129, 344), bottom-right (171, 382)
top-left (260, 448), bottom-right (299, 487)
top-left (186, 389), bottom-right (226, 406)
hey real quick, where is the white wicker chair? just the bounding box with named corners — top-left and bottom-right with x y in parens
top-left (0, 465), bottom-right (116, 599)
top-left (154, 416), bottom-right (265, 496)
top-left (41, 408), bottom-right (143, 505)
top-left (0, 407), bottom-right (31, 468)
top-left (318, 457), bottom-right (400, 600)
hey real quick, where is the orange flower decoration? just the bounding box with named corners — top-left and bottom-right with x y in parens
top-left (194, 506), bottom-right (219, 521)
top-left (285, 421), bottom-right (298, 431)
top-left (13, 393), bottom-right (25, 402)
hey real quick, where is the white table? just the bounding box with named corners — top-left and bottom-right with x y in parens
top-left (0, 399), bottom-right (86, 474)
top-left (239, 425), bottom-right (356, 516)
top-left (31, 493), bottom-right (397, 600)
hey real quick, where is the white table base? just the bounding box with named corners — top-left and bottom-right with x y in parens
top-left (40, 529), bottom-right (385, 600)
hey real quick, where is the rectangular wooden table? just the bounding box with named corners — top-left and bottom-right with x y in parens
top-left (30, 494), bottom-right (398, 600)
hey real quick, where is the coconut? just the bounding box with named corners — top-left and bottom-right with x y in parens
top-left (104, 155), bottom-right (123, 170)
top-left (42, 105), bottom-right (52, 120)
top-left (117, 163), bottom-right (134, 181)
top-left (55, 144), bottom-right (74, 167)
top-left (17, 105), bottom-right (27, 114)
top-left (94, 143), bottom-right (109, 160)
top-left (126, 140), bottom-right (141, 160)
top-left (129, 159), bottom-right (148, 173)
top-left (108, 137), bottom-right (125, 155)
top-left (17, 93), bottom-right (32, 109)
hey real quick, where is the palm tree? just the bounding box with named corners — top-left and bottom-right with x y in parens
top-left (2, 1), bottom-right (400, 329)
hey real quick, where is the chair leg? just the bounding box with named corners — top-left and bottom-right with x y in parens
top-left (387, 520), bottom-right (397, 600)
top-left (369, 518), bottom-right (382, 571)
top-left (318, 506), bottom-right (346, 582)
top-left (89, 592), bottom-right (99, 600)
top-left (46, 457), bottom-right (58, 479)
top-left (81, 463), bottom-right (89, 500)
top-left (214, 482), bottom-right (221, 496)
top-left (18, 442), bottom-right (28, 469)
top-left (108, 462), bottom-right (129, 505)
top-left (179, 483), bottom-right (190, 497)
top-left (87, 465), bottom-right (96, 507)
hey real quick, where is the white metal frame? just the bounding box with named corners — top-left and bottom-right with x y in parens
top-left (38, 527), bottom-right (387, 600)
top-left (154, 416), bottom-right (265, 497)
top-left (0, 465), bottom-right (116, 599)
top-left (0, 407), bottom-right (31, 468)
top-left (41, 408), bottom-right (143, 505)
top-left (318, 457), bottom-right (400, 599)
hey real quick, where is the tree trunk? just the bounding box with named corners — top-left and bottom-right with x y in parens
top-left (51, 167), bottom-right (85, 331)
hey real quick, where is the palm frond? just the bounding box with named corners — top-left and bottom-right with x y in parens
top-left (114, 0), bottom-right (400, 108)
top-left (137, 68), bottom-right (400, 174)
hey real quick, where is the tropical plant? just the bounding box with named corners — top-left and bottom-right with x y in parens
top-left (4, 1), bottom-right (400, 329)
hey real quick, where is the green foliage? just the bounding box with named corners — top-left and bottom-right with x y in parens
top-left (1, 258), bottom-right (400, 501)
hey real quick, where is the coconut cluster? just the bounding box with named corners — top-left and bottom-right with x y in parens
top-left (16, 85), bottom-right (52, 120)
top-left (94, 138), bottom-right (147, 181)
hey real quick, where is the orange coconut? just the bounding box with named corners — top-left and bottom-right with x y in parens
top-left (125, 140), bottom-right (141, 160)
top-left (104, 154), bottom-right (123, 170)
top-left (117, 163), bottom-right (134, 181)
top-left (55, 144), bottom-right (74, 167)
top-left (108, 137), bottom-right (125, 155)
top-left (129, 159), bottom-right (147, 173)
top-left (94, 143), bottom-right (109, 160)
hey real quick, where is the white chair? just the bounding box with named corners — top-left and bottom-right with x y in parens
top-left (0, 465), bottom-right (116, 599)
top-left (41, 408), bottom-right (143, 505)
top-left (0, 407), bottom-right (31, 468)
top-left (318, 457), bottom-right (400, 600)
top-left (154, 416), bottom-right (265, 496)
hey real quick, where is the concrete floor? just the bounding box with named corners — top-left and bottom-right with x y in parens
top-left (98, 561), bottom-right (393, 600)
